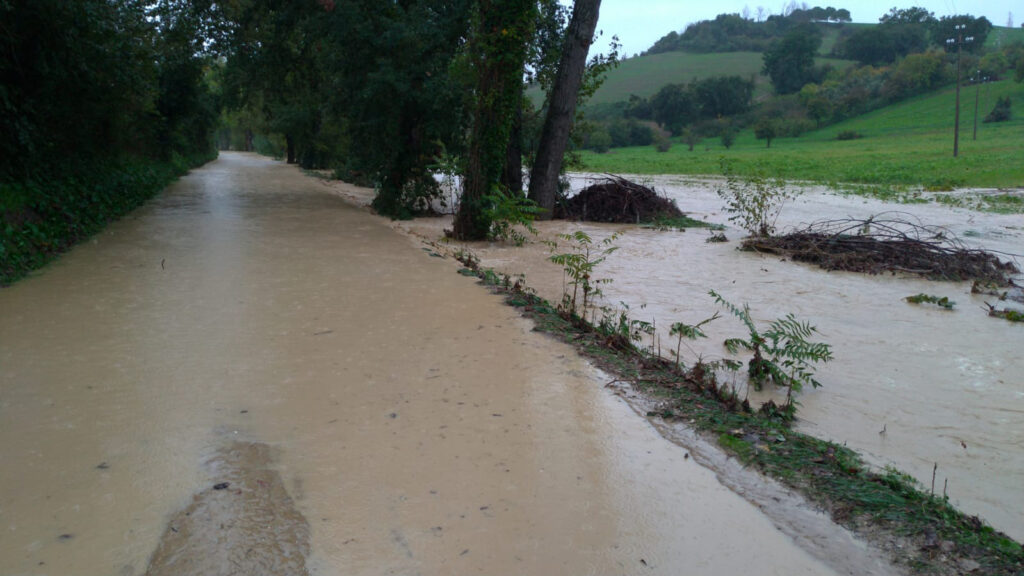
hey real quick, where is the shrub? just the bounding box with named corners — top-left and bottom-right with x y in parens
top-left (836, 130), bottom-right (862, 140)
top-left (653, 133), bottom-right (672, 153)
top-left (717, 159), bottom-right (796, 237)
top-left (720, 129), bottom-right (736, 149)
top-left (984, 97), bottom-right (1012, 123)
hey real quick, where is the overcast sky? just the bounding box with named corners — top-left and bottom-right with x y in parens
top-left (592, 1), bottom-right (1022, 57)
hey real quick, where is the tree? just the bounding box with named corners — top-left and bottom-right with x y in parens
top-left (528, 0), bottom-right (603, 219)
top-left (720, 128), bottom-right (736, 149)
top-left (880, 6), bottom-right (936, 25)
top-left (650, 84), bottom-right (697, 135)
top-left (934, 15), bottom-right (992, 54)
top-left (693, 75), bottom-right (755, 117)
top-left (682, 127), bottom-right (701, 151)
top-left (453, 0), bottom-right (537, 239)
top-left (763, 24), bottom-right (822, 94)
top-left (754, 118), bottom-right (779, 148)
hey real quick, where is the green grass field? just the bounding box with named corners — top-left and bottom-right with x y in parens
top-left (577, 79), bottom-right (1024, 190)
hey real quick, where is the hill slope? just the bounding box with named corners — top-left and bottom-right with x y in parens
top-left (528, 51), bottom-right (852, 107)
top-left (576, 79), bottom-right (1024, 190)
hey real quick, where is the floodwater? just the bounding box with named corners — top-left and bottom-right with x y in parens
top-left (387, 172), bottom-right (1024, 544)
top-left (0, 153), bottom-right (890, 575)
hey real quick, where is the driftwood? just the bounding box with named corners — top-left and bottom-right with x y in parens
top-left (742, 214), bottom-right (1020, 285)
top-left (555, 175), bottom-right (683, 223)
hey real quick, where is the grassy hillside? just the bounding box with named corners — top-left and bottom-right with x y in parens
top-left (528, 51), bottom-right (853, 107)
top-left (576, 79), bottom-right (1024, 190)
top-left (987, 26), bottom-right (1024, 49)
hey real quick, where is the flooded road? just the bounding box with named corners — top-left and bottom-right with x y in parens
top-left (388, 173), bottom-right (1024, 543)
top-left (0, 153), bottom-right (882, 575)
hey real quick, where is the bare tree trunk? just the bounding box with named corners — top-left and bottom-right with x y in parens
top-left (527, 0), bottom-right (601, 219)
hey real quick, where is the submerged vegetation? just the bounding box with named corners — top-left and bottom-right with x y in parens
top-left (906, 293), bottom-right (957, 309)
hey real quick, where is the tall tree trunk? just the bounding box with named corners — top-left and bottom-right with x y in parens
top-left (501, 96), bottom-right (524, 195)
top-left (527, 0), bottom-right (601, 219)
top-left (453, 0), bottom-right (536, 240)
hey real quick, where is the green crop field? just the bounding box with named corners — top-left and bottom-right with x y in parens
top-left (577, 79), bottom-right (1024, 190)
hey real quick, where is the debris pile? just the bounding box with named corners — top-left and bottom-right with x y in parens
top-left (742, 214), bottom-right (1020, 285)
top-left (556, 175), bottom-right (684, 223)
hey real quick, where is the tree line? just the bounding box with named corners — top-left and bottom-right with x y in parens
top-left (216, 0), bottom-right (614, 239)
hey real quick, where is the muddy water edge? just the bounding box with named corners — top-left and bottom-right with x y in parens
top-left (0, 153), bottom-right (887, 575)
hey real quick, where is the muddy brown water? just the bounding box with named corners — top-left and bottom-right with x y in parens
top-left (0, 153), bottom-right (891, 575)
top-left (386, 173), bottom-right (1024, 544)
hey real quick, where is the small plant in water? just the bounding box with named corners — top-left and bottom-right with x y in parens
top-left (717, 159), bottom-right (797, 237)
top-left (710, 290), bottom-right (833, 419)
top-left (668, 312), bottom-right (720, 371)
top-left (546, 231), bottom-right (620, 318)
top-left (905, 293), bottom-right (955, 310)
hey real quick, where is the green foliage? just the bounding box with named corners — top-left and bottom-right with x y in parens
top-left (720, 128), bottom-right (737, 149)
top-left (753, 118), bottom-right (780, 148)
top-left (645, 76), bottom-right (754, 135)
top-left (710, 290), bottom-right (833, 417)
top-left (454, 0), bottom-right (537, 239)
top-left (905, 293), bottom-right (956, 309)
top-left (0, 0), bottom-right (218, 180)
top-left (650, 84), bottom-right (698, 135)
top-left (653, 133), bottom-right (673, 153)
top-left (717, 159), bottom-right (796, 237)
top-left (669, 312), bottom-right (720, 370)
top-left (836, 130), bottom-right (862, 140)
top-left (546, 231), bottom-right (619, 316)
top-left (485, 190), bottom-right (539, 245)
top-left (763, 23), bottom-right (825, 94)
top-left (586, 125), bottom-right (613, 153)
top-left (1, 154), bottom-right (214, 285)
top-left (595, 303), bottom-right (654, 351)
top-left (646, 10), bottom-right (848, 55)
top-left (984, 96), bottom-right (1013, 123)
top-left (934, 15), bottom-right (993, 54)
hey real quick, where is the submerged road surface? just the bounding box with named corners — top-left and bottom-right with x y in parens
top-left (2, 153), bottom-right (874, 575)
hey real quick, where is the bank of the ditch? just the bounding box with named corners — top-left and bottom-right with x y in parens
top-left (0, 151), bottom-right (217, 286)
top-left (445, 249), bottom-right (1022, 576)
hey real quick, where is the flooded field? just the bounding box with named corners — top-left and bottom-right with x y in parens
top-left (378, 173), bottom-right (1024, 543)
top-left (0, 153), bottom-right (889, 575)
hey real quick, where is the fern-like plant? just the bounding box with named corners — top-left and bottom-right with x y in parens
top-left (546, 231), bottom-right (619, 317)
top-left (710, 290), bottom-right (833, 418)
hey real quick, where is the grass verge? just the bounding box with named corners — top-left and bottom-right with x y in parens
top-left (451, 249), bottom-right (1023, 576)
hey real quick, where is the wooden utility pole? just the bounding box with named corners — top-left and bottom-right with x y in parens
top-left (946, 25), bottom-right (973, 157)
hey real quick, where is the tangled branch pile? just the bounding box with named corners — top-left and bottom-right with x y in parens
top-left (555, 175), bottom-right (683, 223)
top-left (742, 214), bottom-right (1020, 285)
